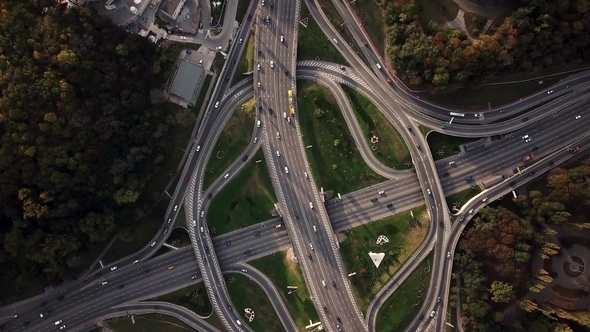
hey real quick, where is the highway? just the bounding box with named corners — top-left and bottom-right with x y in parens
top-left (2, 0), bottom-right (590, 330)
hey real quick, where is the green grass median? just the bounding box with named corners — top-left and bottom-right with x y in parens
top-left (207, 149), bottom-right (277, 235)
top-left (297, 81), bottom-right (386, 195)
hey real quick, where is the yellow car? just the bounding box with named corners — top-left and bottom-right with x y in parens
top-left (275, 224), bottom-right (282, 229)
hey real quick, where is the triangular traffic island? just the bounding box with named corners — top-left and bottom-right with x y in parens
top-left (369, 252), bottom-right (385, 268)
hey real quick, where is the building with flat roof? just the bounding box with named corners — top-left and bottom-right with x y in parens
top-left (160, 0), bottom-right (186, 20)
top-left (167, 58), bottom-right (205, 106)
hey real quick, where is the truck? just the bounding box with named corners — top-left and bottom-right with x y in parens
top-left (288, 90), bottom-right (295, 115)
top-left (482, 175), bottom-right (505, 189)
top-left (522, 154), bottom-right (534, 162)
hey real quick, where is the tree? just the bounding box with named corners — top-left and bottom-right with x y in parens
top-left (489, 281), bottom-right (514, 303)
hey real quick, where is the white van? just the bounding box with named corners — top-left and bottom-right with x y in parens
top-left (257, 120), bottom-right (261, 128)
top-left (236, 320), bottom-right (243, 326)
top-left (376, 63), bottom-right (382, 69)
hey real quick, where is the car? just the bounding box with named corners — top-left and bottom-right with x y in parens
top-left (447, 252), bottom-right (451, 258)
top-left (459, 216), bottom-right (465, 222)
top-left (386, 78), bottom-right (392, 85)
top-left (253, 136), bottom-right (258, 143)
top-left (214, 101), bottom-right (219, 108)
top-left (482, 197), bottom-right (488, 202)
top-left (238, 38), bottom-right (243, 44)
top-left (227, 304), bottom-right (233, 311)
top-left (499, 109), bottom-right (506, 113)
top-left (416, 144), bottom-right (420, 149)
top-left (310, 201), bottom-right (314, 209)
top-left (430, 310), bottom-right (436, 317)
top-left (276, 223), bottom-right (282, 228)
top-left (60, 325), bottom-right (66, 330)
top-left (522, 154), bottom-right (534, 161)
top-left (304, 172), bottom-right (309, 179)
top-left (284, 166), bottom-right (289, 174)
top-left (168, 265), bottom-right (174, 270)
top-left (376, 63), bottom-right (382, 69)
top-left (150, 241), bottom-right (156, 247)
top-left (440, 125), bottom-right (447, 129)
top-left (283, 112), bottom-right (287, 119)
top-left (191, 274), bottom-right (198, 280)
top-left (333, 38), bottom-right (339, 45)
top-left (180, 36), bottom-right (187, 40)
top-left (439, 221), bottom-right (444, 227)
top-left (465, 175), bottom-right (473, 181)
top-left (322, 280), bottom-right (327, 287)
top-left (576, 115), bottom-right (582, 119)
top-left (242, 155), bottom-right (248, 162)
top-left (276, 151), bottom-right (280, 157)
top-left (133, 259), bottom-right (139, 264)
top-left (340, 65), bottom-right (345, 70)
top-left (532, 146), bottom-right (539, 152)
top-left (441, 172), bottom-right (450, 178)
top-left (525, 138), bottom-right (532, 143)
top-left (204, 246), bottom-right (210, 254)
top-left (216, 46), bottom-right (222, 50)
top-left (280, 35), bottom-right (284, 42)
top-left (295, 214), bottom-right (300, 219)
top-left (448, 161), bottom-right (455, 166)
top-left (184, 176), bottom-right (189, 182)
top-left (437, 296), bottom-right (441, 303)
top-left (287, 117), bottom-right (291, 123)
top-left (196, 146), bottom-right (200, 152)
top-left (313, 225), bottom-right (317, 232)
top-left (521, 134), bottom-right (530, 140)
top-left (336, 316), bottom-right (341, 323)
top-left (254, 231), bottom-right (260, 236)
top-left (110, 266), bottom-right (117, 271)
top-left (529, 171), bottom-right (536, 176)
top-left (474, 113), bottom-right (482, 118)
top-left (427, 188), bottom-right (432, 195)
top-left (386, 203), bottom-right (393, 208)
top-left (364, 42), bottom-right (368, 46)
top-left (244, 250), bottom-right (252, 255)
top-left (226, 241), bottom-right (231, 246)
top-left (270, 61), bottom-right (274, 68)
top-left (309, 243), bottom-right (314, 250)
top-left (285, 69), bottom-right (289, 76)
top-left (101, 281), bottom-right (109, 285)
top-left (371, 197), bottom-right (378, 202)
top-left (257, 64), bottom-right (261, 71)
top-left (547, 90), bottom-right (554, 94)
top-left (324, 306), bottom-right (328, 313)
top-left (207, 193), bottom-right (212, 199)
top-left (332, 281), bottom-right (337, 288)
top-left (247, 14), bottom-right (252, 20)
top-left (276, 132), bottom-right (281, 139)
top-left (174, 204), bottom-right (178, 211)
top-left (118, 284), bottom-right (124, 289)
top-left (378, 191), bottom-right (385, 195)
top-left (468, 209), bottom-right (474, 214)
top-left (308, 254), bottom-right (313, 260)
top-left (167, 218), bottom-right (171, 224)
top-left (224, 173), bottom-right (229, 179)
top-left (200, 226), bottom-right (204, 233)
top-left (522, 117), bottom-right (529, 122)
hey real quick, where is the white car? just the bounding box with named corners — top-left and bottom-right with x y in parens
top-left (110, 266), bottom-right (117, 271)
top-left (241, 268), bottom-right (248, 273)
top-left (238, 38), bottom-right (243, 44)
top-left (196, 145), bottom-right (201, 152)
top-left (214, 101), bottom-right (219, 108)
top-left (304, 172), bottom-right (309, 179)
top-left (547, 90), bottom-right (553, 94)
top-left (200, 211), bottom-right (204, 218)
top-left (322, 280), bottom-right (326, 287)
top-left (525, 138), bottom-right (532, 143)
top-left (309, 243), bottom-right (314, 250)
top-left (378, 191), bottom-right (385, 195)
top-left (576, 115), bottom-right (581, 119)
top-left (174, 205), bottom-right (178, 212)
top-left (101, 281), bottom-right (109, 286)
top-left (150, 241), bottom-right (156, 247)
top-left (446, 252), bottom-right (451, 259)
top-left (60, 325), bottom-right (66, 330)
top-left (482, 197), bottom-right (488, 202)
top-left (430, 311), bottom-right (435, 317)
top-left (283, 112), bottom-right (287, 118)
top-left (216, 46), bottom-right (222, 50)
top-left (200, 226), bottom-right (204, 233)
top-left (276, 151), bottom-right (280, 157)
top-left (276, 132), bottom-right (280, 139)
top-left (284, 167), bottom-right (289, 174)
top-left (253, 136), bottom-right (258, 143)
top-left (167, 218), bottom-right (172, 223)
top-left (270, 61), bottom-right (274, 68)
top-left (257, 64), bottom-right (261, 71)
top-left (133, 259), bottom-right (139, 264)
top-left (55, 320), bottom-right (63, 326)
top-left (180, 36), bottom-right (187, 40)
top-left (287, 117), bottom-right (291, 123)
top-left (257, 120), bottom-right (261, 128)
top-left (309, 202), bottom-right (314, 209)
top-left (426, 188), bottom-right (431, 195)
top-left (224, 173), bottom-right (229, 179)
top-left (333, 38), bottom-right (339, 45)
top-left (521, 134), bottom-right (529, 140)
top-left (468, 209), bottom-right (474, 214)
top-left (313, 225), bottom-right (317, 232)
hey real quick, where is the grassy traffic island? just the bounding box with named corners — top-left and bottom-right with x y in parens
top-left (225, 273), bottom-right (284, 332)
top-left (340, 207), bottom-right (431, 312)
top-left (207, 149), bottom-right (277, 235)
top-left (103, 313), bottom-right (197, 332)
top-left (376, 253), bottom-right (434, 332)
top-left (425, 131), bottom-right (478, 161)
top-left (149, 282), bottom-right (212, 317)
top-left (297, 81), bottom-right (386, 195)
top-left (203, 98), bottom-right (256, 190)
top-left (342, 85), bottom-right (412, 170)
top-left (250, 251), bottom-right (319, 330)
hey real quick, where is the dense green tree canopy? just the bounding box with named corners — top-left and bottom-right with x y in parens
top-left (0, 0), bottom-right (172, 288)
top-left (382, 0), bottom-right (590, 92)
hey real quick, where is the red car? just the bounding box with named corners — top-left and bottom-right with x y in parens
top-left (386, 78), bottom-right (393, 85)
top-left (522, 154), bottom-right (534, 162)
top-left (184, 176), bottom-right (189, 182)
top-left (247, 14), bottom-right (252, 20)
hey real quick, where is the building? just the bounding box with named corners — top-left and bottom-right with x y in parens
top-left (160, 0), bottom-right (186, 20)
top-left (167, 58), bottom-right (205, 106)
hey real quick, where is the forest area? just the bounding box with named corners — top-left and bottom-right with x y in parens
top-left (0, 0), bottom-right (180, 298)
top-left (452, 157), bottom-right (590, 331)
top-left (382, 0), bottom-right (590, 92)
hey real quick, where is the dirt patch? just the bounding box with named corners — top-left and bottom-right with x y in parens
top-left (336, 232), bottom-right (348, 243)
top-left (245, 168), bottom-right (260, 192)
top-left (284, 248), bottom-right (300, 278)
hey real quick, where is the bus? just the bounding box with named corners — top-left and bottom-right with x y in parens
top-left (288, 90), bottom-right (295, 115)
top-left (449, 112), bottom-right (465, 117)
